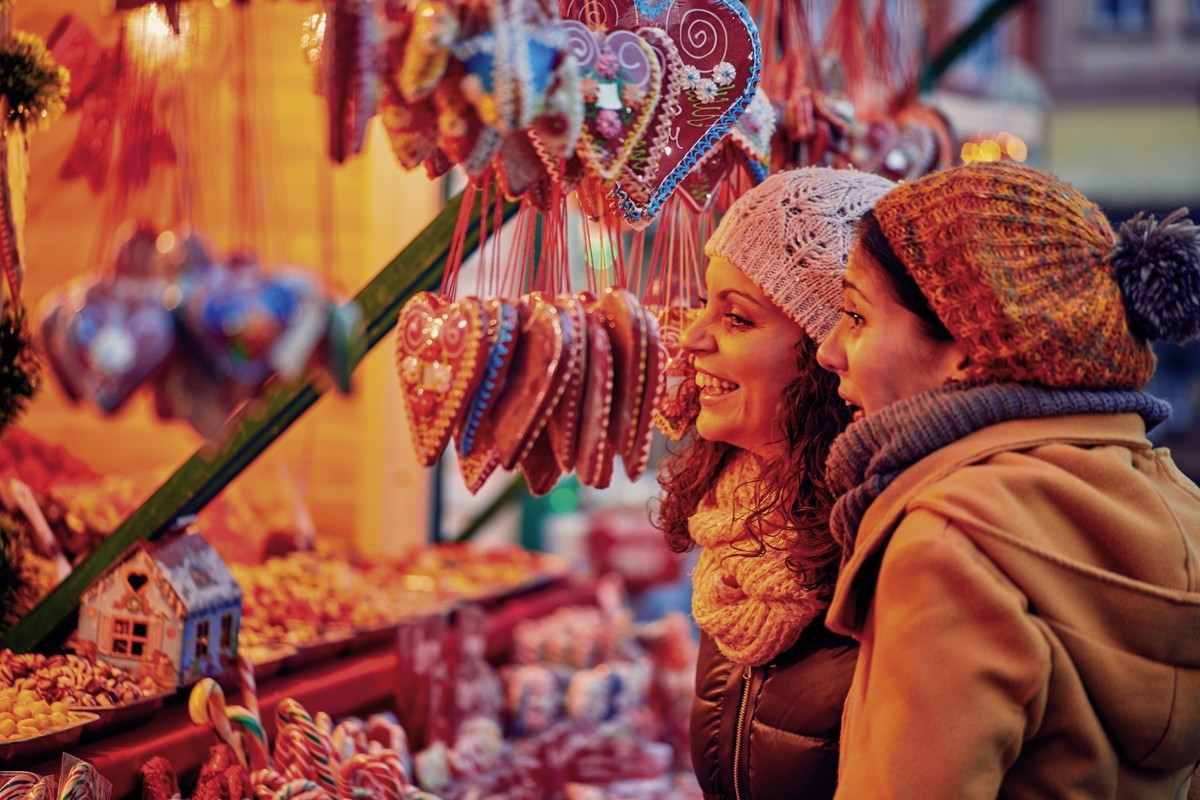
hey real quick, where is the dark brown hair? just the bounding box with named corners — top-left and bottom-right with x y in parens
top-left (858, 209), bottom-right (954, 342)
top-left (653, 334), bottom-right (851, 594)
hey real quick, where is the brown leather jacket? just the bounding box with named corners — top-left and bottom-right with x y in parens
top-left (690, 619), bottom-right (857, 800)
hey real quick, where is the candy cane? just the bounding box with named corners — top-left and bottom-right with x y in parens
top-left (0, 773), bottom-right (37, 800)
top-left (271, 779), bottom-right (330, 800)
top-left (189, 678), bottom-right (247, 768)
top-left (251, 768), bottom-right (287, 800)
top-left (237, 651), bottom-right (261, 723)
top-left (57, 761), bottom-right (97, 800)
top-left (228, 702), bottom-right (271, 771)
top-left (330, 717), bottom-right (367, 761)
top-left (275, 725), bottom-right (312, 782)
top-left (275, 699), bottom-right (338, 797)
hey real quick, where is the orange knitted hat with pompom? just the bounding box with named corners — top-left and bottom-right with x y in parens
top-left (873, 161), bottom-right (1158, 390)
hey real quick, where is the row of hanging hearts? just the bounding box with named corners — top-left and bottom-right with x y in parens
top-left (38, 224), bottom-right (363, 439)
top-left (395, 288), bottom-right (673, 495)
top-left (318, 0), bottom-right (766, 227)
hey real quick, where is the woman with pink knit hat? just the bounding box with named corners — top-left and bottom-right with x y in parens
top-left (654, 166), bottom-right (895, 800)
top-left (816, 160), bottom-right (1200, 798)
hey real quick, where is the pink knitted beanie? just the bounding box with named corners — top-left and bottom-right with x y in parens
top-left (705, 167), bottom-right (896, 343)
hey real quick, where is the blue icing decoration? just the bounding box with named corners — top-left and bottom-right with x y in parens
top-left (624, 0), bottom-right (761, 225)
top-left (459, 312), bottom-right (515, 457)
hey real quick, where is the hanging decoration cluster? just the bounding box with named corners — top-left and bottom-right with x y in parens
top-left (38, 224), bottom-right (363, 439)
top-left (397, 288), bottom-right (661, 495)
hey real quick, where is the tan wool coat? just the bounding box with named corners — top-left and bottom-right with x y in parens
top-left (827, 413), bottom-right (1200, 799)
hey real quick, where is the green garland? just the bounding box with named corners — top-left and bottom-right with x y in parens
top-left (0, 29), bottom-right (69, 133)
top-left (0, 303), bottom-right (39, 433)
top-left (0, 512), bottom-right (23, 634)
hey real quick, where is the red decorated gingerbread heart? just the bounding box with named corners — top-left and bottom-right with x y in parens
top-left (575, 292), bottom-right (615, 489)
top-left (545, 294), bottom-right (588, 472)
top-left (458, 297), bottom-right (520, 459)
top-left (652, 305), bottom-right (700, 440)
top-left (489, 295), bottom-right (570, 470)
top-left (396, 292), bottom-right (490, 466)
top-left (598, 287), bottom-right (649, 476)
top-left (559, 0), bottom-right (762, 225)
top-left (562, 20), bottom-right (662, 182)
top-left (520, 428), bottom-right (563, 498)
top-left (623, 303), bottom-right (664, 481)
top-left (456, 417), bottom-right (501, 495)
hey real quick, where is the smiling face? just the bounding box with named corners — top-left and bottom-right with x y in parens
top-left (680, 256), bottom-right (807, 458)
top-left (817, 244), bottom-right (969, 421)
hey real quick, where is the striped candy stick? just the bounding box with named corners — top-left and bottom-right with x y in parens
top-left (57, 761), bottom-right (97, 800)
top-left (0, 773), bottom-right (38, 800)
top-left (275, 701), bottom-right (337, 796)
top-left (228, 702), bottom-right (271, 771)
top-left (271, 778), bottom-right (330, 800)
top-left (189, 678), bottom-right (247, 768)
top-left (237, 651), bottom-right (261, 723)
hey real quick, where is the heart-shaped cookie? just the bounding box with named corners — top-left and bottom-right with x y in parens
top-left (615, 27), bottom-right (685, 212)
top-left (575, 293), bottom-right (615, 489)
top-left (545, 294), bottom-right (588, 472)
top-left (50, 278), bottom-right (176, 415)
top-left (651, 305), bottom-right (700, 440)
top-left (568, 0), bottom-right (761, 225)
top-left (520, 428), bottom-right (563, 497)
top-left (597, 287), bottom-right (648, 470)
top-left (456, 417), bottom-right (502, 495)
top-left (563, 21), bottom-right (662, 181)
top-left (459, 297), bottom-right (519, 459)
top-left (622, 302), bottom-right (664, 481)
top-left (395, 292), bottom-right (490, 466)
top-left (489, 295), bottom-right (569, 470)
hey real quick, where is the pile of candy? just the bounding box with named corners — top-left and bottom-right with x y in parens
top-left (0, 650), bottom-right (164, 709)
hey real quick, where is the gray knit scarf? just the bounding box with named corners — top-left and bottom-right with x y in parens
top-left (826, 383), bottom-right (1172, 565)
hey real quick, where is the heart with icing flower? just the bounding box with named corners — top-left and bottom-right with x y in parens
top-left (563, 20), bottom-right (663, 181)
top-left (395, 292), bottom-right (489, 466)
top-left (558, 0), bottom-right (761, 225)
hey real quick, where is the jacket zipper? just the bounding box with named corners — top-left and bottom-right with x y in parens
top-left (733, 666), bottom-right (751, 800)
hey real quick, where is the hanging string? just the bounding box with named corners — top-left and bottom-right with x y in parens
top-left (441, 181), bottom-right (478, 297)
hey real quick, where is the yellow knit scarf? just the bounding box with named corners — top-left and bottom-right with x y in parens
top-left (689, 451), bottom-right (828, 666)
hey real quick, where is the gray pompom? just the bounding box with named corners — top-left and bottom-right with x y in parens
top-left (1111, 207), bottom-right (1200, 344)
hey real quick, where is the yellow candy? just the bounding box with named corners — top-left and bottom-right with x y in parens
top-left (0, 717), bottom-right (15, 736)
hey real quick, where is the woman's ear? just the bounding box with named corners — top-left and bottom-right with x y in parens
top-left (945, 343), bottom-right (974, 384)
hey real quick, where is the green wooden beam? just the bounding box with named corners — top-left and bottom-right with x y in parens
top-left (920, 0), bottom-right (1030, 93)
top-left (2, 187), bottom-right (519, 653)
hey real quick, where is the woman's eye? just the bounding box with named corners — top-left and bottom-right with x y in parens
top-left (843, 309), bottom-right (864, 326)
top-left (724, 312), bottom-right (752, 328)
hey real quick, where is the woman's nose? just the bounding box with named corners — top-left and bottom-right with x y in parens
top-left (679, 309), bottom-right (712, 354)
top-left (816, 321), bottom-right (845, 373)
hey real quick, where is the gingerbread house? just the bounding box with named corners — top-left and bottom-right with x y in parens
top-left (78, 530), bottom-right (242, 687)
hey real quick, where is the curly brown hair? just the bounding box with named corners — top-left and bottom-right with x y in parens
top-left (652, 334), bottom-right (851, 594)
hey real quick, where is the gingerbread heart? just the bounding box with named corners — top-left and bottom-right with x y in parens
top-left (622, 303), bottom-right (664, 481)
top-left (520, 428), bottom-right (563, 497)
top-left (677, 141), bottom-right (733, 214)
top-left (395, 292), bottom-right (490, 466)
top-left (459, 297), bottom-right (519, 459)
top-left (179, 262), bottom-right (315, 387)
top-left (574, 292), bottom-right (615, 489)
top-left (545, 294), bottom-right (588, 472)
top-left (489, 295), bottom-right (569, 470)
top-left (615, 27), bottom-right (685, 212)
top-left (652, 305), bottom-right (700, 440)
top-left (598, 287), bottom-right (648, 471)
top-left (456, 417), bottom-right (502, 495)
top-left (48, 278), bottom-right (177, 415)
top-left (563, 21), bottom-right (662, 181)
top-left (562, 0), bottom-right (761, 225)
